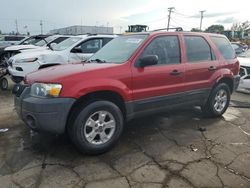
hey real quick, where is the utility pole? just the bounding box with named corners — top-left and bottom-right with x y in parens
top-left (199, 10), bottom-right (205, 31)
top-left (40, 20), bottom-right (43, 34)
top-left (15, 19), bottom-right (19, 34)
top-left (167, 7), bottom-right (175, 31)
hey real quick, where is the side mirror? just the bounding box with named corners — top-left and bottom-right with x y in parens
top-left (71, 47), bottom-right (82, 53)
top-left (135, 55), bottom-right (158, 68)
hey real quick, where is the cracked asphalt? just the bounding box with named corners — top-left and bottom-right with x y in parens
top-left (0, 83), bottom-right (250, 188)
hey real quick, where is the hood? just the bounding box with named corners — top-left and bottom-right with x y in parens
top-left (238, 57), bottom-right (250, 67)
top-left (5, 44), bottom-right (39, 51)
top-left (26, 62), bottom-right (119, 84)
top-left (20, 46), bottom-right (48, 53)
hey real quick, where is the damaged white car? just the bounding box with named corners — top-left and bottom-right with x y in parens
top-left (238, 50), bottom-right (250, 90)
top-left (8, 34), bottom-right (116, 83)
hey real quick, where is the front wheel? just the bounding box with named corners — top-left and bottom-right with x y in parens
top-left (68, 100), bottom-right (124, 155)
top-left (202, 83), bottom-right (230, 117)
top-left (0, 77), bottom-right (8, 90)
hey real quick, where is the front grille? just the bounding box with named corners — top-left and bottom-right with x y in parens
top-left (240, 66), bottom-right (250, 77)
top-left (241, 66), bottom-right (250, 74)
top-left (8, 59), bottom-right (13, 67)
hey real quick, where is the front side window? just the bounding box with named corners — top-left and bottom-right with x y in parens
top-left (185, 36), bottom-right (214, 62)
top-left (211, 37), bottom-right (236, 59)
top-left (77, 39), bottom-right (102, 53)
top-left (139, 36), bottom-right (181, 65)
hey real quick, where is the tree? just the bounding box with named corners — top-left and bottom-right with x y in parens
top-left (191, 28), bottom-right (201, 32)
top-left (205, 25), bottom-right (224, 33)
top-left (231, 21), bottom-right (250, 31)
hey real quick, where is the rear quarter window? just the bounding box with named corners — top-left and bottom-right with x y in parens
top-left (210, 36), bottom-right (235, 59)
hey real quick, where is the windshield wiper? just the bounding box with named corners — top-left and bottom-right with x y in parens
top-left (88, 59), bottom-right (106, 63)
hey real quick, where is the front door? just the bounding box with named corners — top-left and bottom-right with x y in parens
top-left (131, 35), bottom-right (186, 113)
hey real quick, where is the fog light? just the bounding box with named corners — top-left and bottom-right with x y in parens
top-left (26, 115), bottom-right (36, 129)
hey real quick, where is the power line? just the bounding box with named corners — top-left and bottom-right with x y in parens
top-left (167, 7), bottom-right (175, 31)
top-left (172, 11), bottom-right (193, 18)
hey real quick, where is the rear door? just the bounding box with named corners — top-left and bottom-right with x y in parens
top-left (183, 35), bottom-right (219, 96)
top-left (131, 35), bottom-right (186, 112)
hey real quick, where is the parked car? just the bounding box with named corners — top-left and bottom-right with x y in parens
top-left (231, 42), bottom-right (244, 55)
top-left (0, 35), bottom-right (51, 66)
top-left (13, 31), bottom-right (240, 154)
top-left (237, 50), bottom-right (250, 90)
top-left (2, 35), bottom-right (69, 63)
top-left (8, 34), bottom-right (116, 83)
top-left (0, 35), bottom-right (26, 47)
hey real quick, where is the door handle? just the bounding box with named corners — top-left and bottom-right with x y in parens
top-left (208, 66), bottom-right (217, 71)
top-left (170, 70), bottom-right (182, 76)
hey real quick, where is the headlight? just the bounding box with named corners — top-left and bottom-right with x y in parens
top-left (16, 57), bottom-right (38, 64)
top-left (30, 83), bottom-right (62, 98)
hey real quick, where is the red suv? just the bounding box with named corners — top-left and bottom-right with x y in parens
top-left (13, 31), bottom-right (240, 154)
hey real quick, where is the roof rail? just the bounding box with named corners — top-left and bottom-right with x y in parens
top-left (152, 27), bottom-right (183, 32)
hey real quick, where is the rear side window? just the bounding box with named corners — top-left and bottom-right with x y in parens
top-left (184, 36), bottom-right (214, 63)
top-left (210, 36), bottom-right (235, 59)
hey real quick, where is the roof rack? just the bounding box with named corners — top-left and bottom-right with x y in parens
top-left (152, 27), bottom-right (183, 32)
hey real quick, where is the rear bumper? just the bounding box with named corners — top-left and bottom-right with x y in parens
top-left (14, 86), bottom-right (76, 134)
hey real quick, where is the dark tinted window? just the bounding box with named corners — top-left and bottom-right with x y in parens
top-left (140, 36), bottom-right (181, 65)
top-left (102, 38), bottom-right (113, 46)
top-left (211, 36), bottom-right (235, 59)
top-left (185, 36), bottom-right (214, 62)
top-left (51, 37), bottom-right (68, 44)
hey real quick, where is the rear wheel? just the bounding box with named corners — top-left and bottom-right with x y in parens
top-left (68, 100), bottom-right (124, 155)
top-left (0, 77), bottom-right (8, 90)
top-left (202, 83), bottom-right (230, 117)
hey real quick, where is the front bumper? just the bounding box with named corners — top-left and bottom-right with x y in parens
top-left (233, 75), bottom-right (241, 91)
top-left (14, 85), bottom-right (76, 134)
top-left (8, 61), bottom-right (40, 78)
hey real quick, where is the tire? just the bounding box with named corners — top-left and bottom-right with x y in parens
top-left (68, 100), bottom-right (124, 155)
top-left (202, 83), bottom-right (231, 117)
top-left (0, 78), bottom-right (8, 91)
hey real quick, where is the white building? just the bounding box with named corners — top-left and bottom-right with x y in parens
top-left (49, 25), bottom-right (113, 35)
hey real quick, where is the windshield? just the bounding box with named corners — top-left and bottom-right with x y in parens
top-left (238, 50), bottom-right (250, 58)
top-left (53, 37), bottom-right (82, 51)
top-left (19, 37), bottom-right (43, 45)
top-left (34, 35), bottom-right (57, 46)
top-left (89, 35), bottom-right (147, 64)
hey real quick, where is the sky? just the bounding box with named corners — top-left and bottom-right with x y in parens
top-left (0, 0), bottom-right (249, 35)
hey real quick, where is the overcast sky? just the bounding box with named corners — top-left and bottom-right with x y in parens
top-left (0, 0), bottom-right (249, 34)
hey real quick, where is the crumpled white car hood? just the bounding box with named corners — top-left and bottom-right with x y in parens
top-left (11, 49), bottom-right (68, 65)
top-left (4, 44), bottom-right (41, 51)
